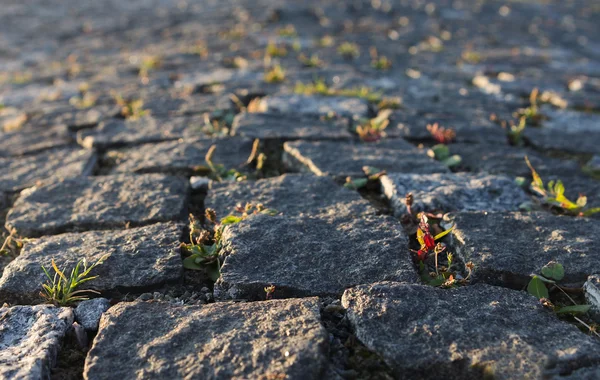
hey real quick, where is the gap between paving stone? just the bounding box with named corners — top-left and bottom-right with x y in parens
top-left (381, 172), bottom-right (529, 218)
top-left (342, 282), bottom-right (600, 379)
top-left (214, 213), bottom-right (418, 301)
top-left (5, 174), bottom-right (189, 238)
top-left (106, 137), bottom-right (255, 176)
top-left (283, 139), bottom-right (449, 180)
top-left (0, 147), bottom-right (97, 193)
top-left (450, 211), bottom-right (600, 288)
top-left (84, 298), bottom-right (329, 379)
top-left (0, 222), bottom-right (183, 304)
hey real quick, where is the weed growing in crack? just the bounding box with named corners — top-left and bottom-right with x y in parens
top-left (265, 41), bottom-right (288, 58)
top-left (264, 284), bottom-right (276, 300)
top-left (0, 228), bottom-right (24, 256)
top-left (370, 47), bottom-right (392, 70)
top-left (353, 110), bottom-right (391, 142)
top-left (264, 65), bottom-right (286, 83)
top-left (427, 123), bottom-right (455, 144)
top-left (298, 53), bottom-right (324, 68)
top-left (514, 88), bottom-right (546, 126)
top-left (69, 84), bottom-right (97, 109)
top-left (294, 79), bottom-right (399, 108)
top-left (182, 206), bottom-right (278, 281)
top-left (527, 261), bottom-right (598, 337)
top-left (229, 94), bottom-right (266, 113)
top-left (427, 143), bottom-right (461, 169)
top-left (112, 92), bottom-right (148, 119)
top-left (402, 196), bottom-right (471, 288)
top-left (344, 166), bottom-right (387, 190)
top-left (201, 139), bottom-right (267, 181)
top-left (40, 254), bottom-right (110, 306)
top-left (138, 56), bottom-right (162, 80)
top-left (199, 112), bottom-right (232, 137)
top-left (277, 24), bottom-right (297, 38)
top-left (337, 42), bottom-right (360, 59)
top-left (525, 156), bottom-right (600, 216)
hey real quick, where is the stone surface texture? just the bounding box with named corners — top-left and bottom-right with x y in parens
top-left (263, 94), bottom-right (370, 118)
top-left (342, 282), bottom-right (600, 380)
top-left (6, 174), bottom-right (188, 237)
top-left (74, 298), bottom-right (111, 332)
top-left (85, 298), bottom-right (329, 379)
top-left (0, 305), bottom-right (74, 380)
top-left (0, 223), bottom-right (183, 303)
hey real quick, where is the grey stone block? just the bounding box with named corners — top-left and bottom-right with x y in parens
top-left (0, 305), bottom-right (74, 380)
top-left (84, 298), bottom-right (329, 379)
top-left (107, 137), bottom-right (254, 175)
top-left (215, 213), bottom-right (417, 300)
top-left (342, 282), bottom-right (600, 380)
top-left (232, 112), bottom-right (353, 141)
top-left (0, 147), bottom-right (97, 192)
top-left (284, 139), bottom-right (449, 179)
top-left (263, 94), bottom-right (370, 118)
top-left (74, 298), bottom-right (111, 332)
top-left (451, 211), bottom-right (600, 286)
top-left (0, 222), bottom-right (183, 304)
top-left (382, 172), bottom-right (528, 217)
top-left (205, 174), bottom-right (375, 219)
top-left (6, 174), bottom-right (188, 237)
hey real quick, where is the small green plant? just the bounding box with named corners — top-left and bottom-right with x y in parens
top-left (0, 228), bottom-right (23, 256)
top-left (112, 92), bottom-right (148, 119)
top-left (138, 56), bottom-right (162, 79)
top-left (354, 110), bottom-right (391, 142)
top-left (199, 112), bottom-right (231, 137)
top-left (199, 139), bottom-right (267, 181)
top-left (265, 41), bottom-right (287, 58)
top-left (427, 123), bottom-right (455, 144)
top-left (515, 88), bottom-right (546, 126)
top-left (344, 166), bottom-right (386, 190)
top-left (427, 144), bottom-right (461, 168)
top-left (525, 156), bottom-right (600, 216)
top-left (264, 65), bottom-right (286, 83)
top-left (182, 206), bottom-right (278, 280)
top-left (69, 84), bottom-right (97, 109)
top-left (527, 261), bottom-right (598, 336)
top-left (264, 284), bottom-right (276, 300)
top-left (298, 53), bottom-right (324, 68)
top-left (40, 254), bottom-right (110, 306)
top-left (370, 47), bottom-right (392, 70)
top-left (277, 24), bottom-right (297, 37)
top-left (337, 42), bottom-right (360, 59)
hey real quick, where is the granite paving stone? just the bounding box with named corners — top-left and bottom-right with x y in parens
top-left (381, 172), bottom-right (528, 217)
top-left (214, 213), bottom-right (417, 300)
top-left (77, 115), bottom-right (208, 150)
top-left (205, 173), bottom-right (376, 218)
top-left (342, 282), bottom-right (600, 380)
top-left (232, 112), bottom-right (353, 141)
top-left (84, 298), bottom-right (328, 379)
top-left (6, 174), bottom-right (188, 237)
top-left (262, 94), bottom-right (370, 119)
top-left (27, 103), bottom-right (120, 130)
top-left (0, 125), bottom-right (71, 157)
top-left (451, 211), bottom-right (600, 287)
top-left (0, 305), bottom-right (74, 380)
top-left (0, 147), bottom-right (97, 192)
top-left (107, 137), bottom-right (254, 175)
top-left (283, 139), bottom-right (449, 179)
top-left (0, 222), bottom-right (183, 303)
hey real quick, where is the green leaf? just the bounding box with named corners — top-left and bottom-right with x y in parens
top-left (527, 276), bottom-right (549, 299)
top-left (441, 155), bottom-right (462, 168)
top-left (583, 207), bottom-right (600, 217)
top-left (556, 305), bottom-right (591, 315)
top-left (514, 176), bottom-right (527, 188)
top-left (182, 255), bottom-right (204, 270)
top-left (363, 166), bottom-right (382, 176)
top-left (541, 262), bottom-right (565, 281)
top-left (220, 215), bottom-right (243, 225)
top-left (206, 260), bottom-right (221, 282)
top-left (430, 144), bottom-right (450, 160)
top-left (553, 180), bottom-right (565, 197)
top-left (434, 226), bottom-right (454, 241)
top-left (260, 208), bottom-right (279, 216)
top-left (344, 178), bottom-right (368, 190)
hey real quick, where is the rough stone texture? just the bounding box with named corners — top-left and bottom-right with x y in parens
top-left (263, 94), bottom-right (370, 118)
top-left (381, 172), bottom-right (528, 217)
top-left (6, 174), bottom-right (188, 237)
top-left (85, 298), bottom-right (329, 379)
top-left (449, 143), bottom-right (581, 179)
top-left (27, 104), bottom-right (119, 130)
top-left (451, 212), bottom-right (600, 287)
top-left (206, 174), bottom-right (375, 218)
top-left (584, 275), bottom-right (600, 323)
top-left (525, 106), bottom-right (600, 154)
top-left (0, 147), bottom-right (97, 192)
top-left (342, 282), bottom-right (600, 380)
top-left (284, 139), bottom-right (449, 179)
top-left (0, 222), bottom-right (183, 304)
top-left (107, 137), bottom-right (254, 175)
top-left (232, 112), bottom-right (353, 141)
top-left (74, 298), bottom-right (111, 332)
top-left (215, 213), bottom-right (417, 300)
top-left (0, 125), bottom-right (71, 157)
top-left (0, 305), bottom-right (74, 380)
top-left (77, 115), bottom-right (206, 150)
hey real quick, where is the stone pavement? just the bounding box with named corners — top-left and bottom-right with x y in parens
top-left (2, 0), bottom-right (600, 378)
